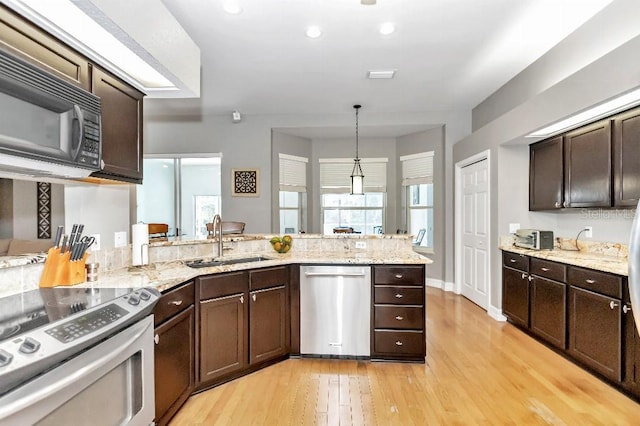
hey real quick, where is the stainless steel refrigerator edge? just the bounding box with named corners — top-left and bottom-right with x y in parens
top-left (629, 201), bottom-right (640, 331)
top-left (300, 265), bottom-right (371, 357)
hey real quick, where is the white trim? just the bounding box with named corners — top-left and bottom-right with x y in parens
top-left (454, 150), bottom-right (491, 313)
top-left (399, 151), bottom-right (434, 162)
top-left (488, 305), bottom-right (507, 322)
top-left (279, 153), bottom-right (309, 163)
top-left (318, 157), bottom-right (389, 163)
top-left (426, 278), bottom-right (444, 289)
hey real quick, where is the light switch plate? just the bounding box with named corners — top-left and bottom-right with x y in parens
top-left (91, 234), bottom-right (101, 251)
top-left (509, 223), bottom-right (520, 233)
top-left (114, 231), bottom-right (127, 248)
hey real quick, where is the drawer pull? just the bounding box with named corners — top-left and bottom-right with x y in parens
top-left (252, 293), bottom-right (257, 302)
top-left (395, 341), bottom-right (403, 346)
top-left (624, 305), bottom-right (632, 314)
top-left (240, 295), bottom-right (244, 304)
top-left (610, 301), bottom-right (619, 310)
top-left (541, 267), bottom-right (550, 272)
top-left (154, 334), bottom-right (159, 345)
top-left (395, 316), bottom-right (404, 321)
top-left (169, 300), bottom-right (183, 306)
top-left (394, 274), bottom-right (403, 279)
top-left (509, 259), bottom-right (516, 263)
top-left (585, 279), bottom-right (596, 284)
top-left (555, 201), bottom-right (561, 208)
top-left (395, 293), bottom-right (404, 299)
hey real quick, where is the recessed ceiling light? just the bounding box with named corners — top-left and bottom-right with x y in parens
top-left (368, 70), bottom-right (396, 79)
top-left (306, 26), bottom-right (322, 39)
top-left (223, 1), bottom-right (243, 15)
top-left (379, 22), bottom-right (395, 35)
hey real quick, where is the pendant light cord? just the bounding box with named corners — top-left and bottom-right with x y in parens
top-left (354, 104), bottom-right (361, 160)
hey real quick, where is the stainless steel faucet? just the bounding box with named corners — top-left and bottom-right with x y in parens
top-left (212, 214), bottom-right (223, 257)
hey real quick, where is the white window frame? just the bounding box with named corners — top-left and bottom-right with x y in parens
top-left (401, 151), bottom-right (434, 249)
top-left (279, 154), bottom-right (308, 233)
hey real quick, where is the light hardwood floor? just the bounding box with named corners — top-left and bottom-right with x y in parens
top-left (169, 288), bottom-right (640, 425)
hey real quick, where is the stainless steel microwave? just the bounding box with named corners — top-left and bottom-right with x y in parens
top-left (0, 48), bottom-right (102, 178)
top-left (514, 229), bottom-right (554, 250)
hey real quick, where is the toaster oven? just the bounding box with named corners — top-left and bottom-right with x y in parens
top-left (514, 229), bottom-right (554, 250)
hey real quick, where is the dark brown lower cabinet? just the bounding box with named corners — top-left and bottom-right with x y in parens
top-left (199, 293), bottom-right (247, 383)
top-left (249, 285), bottom-right (287, 365)
top-left (502, 266), bottom-right (530, 328)
top-left (568, 286), bottom-right (622, 382)
top-left (530, 276), bottom-right (566, 349)
top-left (154, 305), bottom-right (194, 426)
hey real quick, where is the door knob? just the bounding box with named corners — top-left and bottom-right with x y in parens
top-left (610, 301), bottom-right (619, 310)
top-left (623, 305), bottom-right (632, 314)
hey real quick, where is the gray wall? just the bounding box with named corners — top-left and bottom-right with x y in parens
top-left (7, 180), bottom-right (64, 242)
top-left (453, 3), bottom-right (640, 311)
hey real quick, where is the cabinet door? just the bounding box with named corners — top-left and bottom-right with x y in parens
top-left (249, 286), bottom-right (287, 365)
top-left (529, 136), bottom-right (563, 210)
top-left (0, 5), bottom-right (90, 90)
top-left (530, 276), bottom-right (566, 349)
top-left (154, 305), bottom-right (194, 426)
top-left (91, 67), bottom-right (144, 183)
top-left (564, 119), bottom-right (612, 208)
top-left (568, 286), bottom-right (621, 382)
top-left (502, 266), bottom-right (530, 328)
top-left (199, 293), bottom-right (247, 383)
top-left (613, 107), bottom-right (640, 206)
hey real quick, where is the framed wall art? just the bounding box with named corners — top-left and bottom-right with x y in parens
top-left (232, 168), bottom-right (259, 197)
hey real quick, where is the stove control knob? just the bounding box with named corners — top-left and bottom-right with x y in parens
top-left (128, 295), bottom-right (140, 306)
top-left (19, 337), bottom-right (41, 354)
top-left (139, 290), bottom-right (151, 301)
top-left (0, 349), bottom-right (13, 367)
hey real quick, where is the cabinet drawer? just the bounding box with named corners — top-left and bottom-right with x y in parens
top-left (374, 306), bottom-right (424, 329)
top-left (373, 265), bottom-right (424, 286)
top-left (502, 251), bottom-right (529, 272)
top-left (374, 286), bottom-right (423, 305)
top-left (530, 258), bottom-right (566, 282)
top-left (567, 266), bottom-right (622, 299)
top-left (154, 281), bottom-right (194, 326)
top-left (373, 330), bottom-right (424, 356)
top-left (250, 266), bottom-right (289, 291)
top-left (198, 271), bottom-right (249, 300)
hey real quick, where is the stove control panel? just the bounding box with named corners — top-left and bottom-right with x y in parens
top-left (0, 287), bottom-right (160, 394)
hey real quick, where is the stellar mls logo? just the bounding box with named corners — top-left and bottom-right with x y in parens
top-left (580, 208), bottom-right (636, 220)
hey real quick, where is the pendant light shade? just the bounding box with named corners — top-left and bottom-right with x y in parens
top-left (351, 104), bottom-right (364, 195)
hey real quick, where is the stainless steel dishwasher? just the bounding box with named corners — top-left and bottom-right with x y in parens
top-left (300, 265), bottom-right (371, 357)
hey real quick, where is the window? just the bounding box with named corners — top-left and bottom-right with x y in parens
top-left (137, 156), bottom-right (221, 238)
top-left (401, 152), bottom-right (434, 248)
top-left (279, 154), bottom-right (307, 234)
top-left (319, 158), bottom-right (387, 234)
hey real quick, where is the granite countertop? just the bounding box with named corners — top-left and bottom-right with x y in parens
top-left (500, 243), bottom-right (628, 276)
top-left (74, 250), bottom-right (432, 293)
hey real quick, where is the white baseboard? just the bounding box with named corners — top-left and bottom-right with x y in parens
top-left (426, 279), bottom-right (458, 293)
top-left (488, 305), bottom-right (507, 322)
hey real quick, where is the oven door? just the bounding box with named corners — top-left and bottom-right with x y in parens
top-left (0, 316), bottom-right (155, 426)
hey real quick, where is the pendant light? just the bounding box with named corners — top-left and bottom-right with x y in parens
top-left (351, 104), bottom-right (365, 195)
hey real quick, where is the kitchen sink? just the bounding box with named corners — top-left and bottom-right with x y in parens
top-left (185, 256), bottom-right (272, 268)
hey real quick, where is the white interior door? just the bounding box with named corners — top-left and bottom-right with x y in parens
top-left (461, 159), bottom-right (489, 309)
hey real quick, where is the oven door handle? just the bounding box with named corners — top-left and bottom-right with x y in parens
top-left (0, 317), bottom-right (154, 424)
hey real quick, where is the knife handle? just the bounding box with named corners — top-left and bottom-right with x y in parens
top-left (54, 226), bottom-right (63, 248)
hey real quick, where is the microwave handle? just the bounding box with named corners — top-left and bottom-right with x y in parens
top-left (70, 105), bottom-right (84, 161)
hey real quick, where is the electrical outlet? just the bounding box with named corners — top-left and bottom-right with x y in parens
top-left (509, 223), bottom-right (520, 233)
top-left (91, 234), bottom-right (101, 251)
top-left (585, 226), bottom-right (593, 238)
top-left (355, 241), bottom-right (366, 249)
top-left (114, 231), bottom-right (127, 248)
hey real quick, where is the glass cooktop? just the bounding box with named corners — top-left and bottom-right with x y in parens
top-left (0, 287), bottom-right (134, 343)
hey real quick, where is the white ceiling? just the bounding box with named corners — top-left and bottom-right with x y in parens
top-left (145, 0), bottom-right (613, 122)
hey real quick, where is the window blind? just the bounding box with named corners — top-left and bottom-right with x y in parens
top-left (319, 158), bottom-right (388, 193)
top-left (400, 151), bottom-right (434, 186)
top-left (279, 153), bottom-right (308, 192)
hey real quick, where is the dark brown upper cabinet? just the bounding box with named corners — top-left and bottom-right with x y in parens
top-left (91, 67), bottom-right (144, 184)
top-left (613, 107), bottom-right (640, 207)
top-left (563, 119), bottom-right (612, 208)
top-left (529, 136), bottom-right (564, 210)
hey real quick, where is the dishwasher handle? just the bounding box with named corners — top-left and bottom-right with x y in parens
top-left (303, 272), bottom-right (367, 277)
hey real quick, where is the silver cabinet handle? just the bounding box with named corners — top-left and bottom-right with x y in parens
top-left (395, 316), bottom-right (404, 321)
top-left (240, 295), bottom-right (244, 304)
top-left (586, 279), bottom-right (596, 284)
top-left (541, 267), bottom-right (550, 272)
top-left (555, 201), bottom-right (561, 208)
top-left (154, 334), bottom-right (159, 345)
top-left (394, 274), bottom-right (403, 279)
top-left (521, 273), bottom-right (527, 280)
top-left (509, 259), bottom-right (516, 263)
top-left (610, 301), bottom-right (619, 310)
top-left (252, 293), bottom-right (257, 302)
top-left (395, 341), bottom-right (403, 346)
top-left (563, 201), bottom-right (568, 208)
top-left (169, 300), bottom-right (183, 306)
top-left (528, 275), bottom-right (533, 282)
top-left (623, 305), bottom-right (632, 314)
top-left (395, 293), bottom-right (404, 298)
